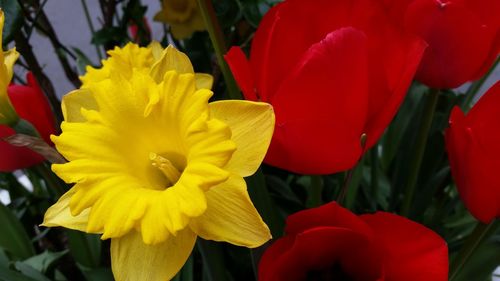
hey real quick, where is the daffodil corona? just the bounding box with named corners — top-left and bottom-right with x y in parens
top-left (43, 43), bottom-right (275, 281)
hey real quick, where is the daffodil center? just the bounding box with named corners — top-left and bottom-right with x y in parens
top-left (150, 152), bottom-right (182, 187)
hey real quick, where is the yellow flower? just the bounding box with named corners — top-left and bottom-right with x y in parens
top-left (154, 0), bottom-right (205, 39)
top-left (43, 43), bottom-right (274, 281)
top-left (0, 9), bottom-right (20, 125)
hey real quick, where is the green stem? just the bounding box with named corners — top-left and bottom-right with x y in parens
top-left (306, 176), bottom-right (323, 208)
top-left (197, 240), bottom-right (229, 281)
top-left (461, 57), bottom-right (499, 111)
top-left (196, 0), bottom-right (242, 100)
top-left (449, 221), bottom-right (497, 281)
top-left (338, 168), bottom-right (355, 205)
top-left (81, 0), bottom-right (103, 61)
top-left (11, 118), bottom-right (40, 137)
top-left (400, 88), bottom-right (440, 217)
top-left (338, 134), bottom-right (367, 206)
top-left (249, 249), bottom-right (258, 280)
top-left (33, 163), bottom-right (67, 196)
top-left (370, 148), bottom-right (379, 199)
top-left (246, 169), bottom-right (283, 238)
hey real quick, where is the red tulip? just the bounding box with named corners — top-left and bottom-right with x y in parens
top-left (259, 202), bottom-right (448, 281)
top-left (445, 81), bottom-right (500, 223)
top-left (0, 72), bottom-right (56, 172)
top-left (225, 0), bottom-right (426, 174)
top-left (129, 17), bottom-right (152, 43)
top-left (383, 0), bottom-right (500, 89)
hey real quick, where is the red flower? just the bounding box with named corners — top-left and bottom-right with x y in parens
top-left (225, 0), bottom-right (426, 174)
top-left (0, 72), bottom-right (56, 172)
top-left (129, 17), bottom-right (152, 43)
top-left (259, 202), bottom-right (448, 281)
top-left (383, 0), bottom-right (500, 89)
top-left (445, 81), bottom-right (500, 223)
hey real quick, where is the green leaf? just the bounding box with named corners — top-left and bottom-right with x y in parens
top-left (246, 170), bottom-right (284, 238)
top-left (23, 250), bottom-right (69, 273)
top-left (66, 231), bottom-right (101, 268)
top-left (0, 202), bottom-right (35, 259)
top-left (91, 27), bottom-right (128, 46)
top-left (454, 239), bottom-right (500, 281)
top-left (71, 47), bottom-right (95, 75)
top-left (214, 0), bottom-right (242, 28)
top-left (0, 249), bottom-right (9, 267)
top-left (0, 265), bottom-right (37, 281)
top-left (13, 263), bottom-right (51, 281)
top-left (79, 267), bottom-right (114, 281)
top-left (381, 83), bottom-right (426, 171)
top-left (0, 0), bottom-right (23, 44)
top-left (236, 0), bottom-right (264, 27)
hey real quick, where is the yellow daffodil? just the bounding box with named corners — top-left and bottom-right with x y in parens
top-left (154, 0), bottom-right (205, 39)
top-left (43, 43), bottom-right (274, 281)
top-left (0, 10), bottom-right (20, 125)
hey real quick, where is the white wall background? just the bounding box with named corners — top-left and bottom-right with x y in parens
top-left (29, 0), bottom-right (163, 98)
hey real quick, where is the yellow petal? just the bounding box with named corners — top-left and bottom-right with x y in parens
top-left (3, 48), bottom-right (19, 81)
top-left (0, 10), bottom-right (4, 46)
top-left (150, 45), bottom-right (194, 83)
top-left (61, 89), bottom-right (99, 122)
top-left (111, 228), bottom-right (196, 281)
top-left (189, 174), bottom-right (271, 248)
top-left (148, 41), bottom-right (164, 62)
top-left (41, 189), bottom-right (90, 232)
top-left (195, 73), bottom-right (213, 90)
top-left (209, 100), bottom-right (275, 177)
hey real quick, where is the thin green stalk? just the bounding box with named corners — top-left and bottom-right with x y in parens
top-left (400, 88), bottom-right (440, 217)
top-left (196, 0), bottom-right (242, 100)
top-left (81, 0), bottom-right (103, 61)
top-left (461, 57), bottom-right (499, 111)
top-left (339, 134), bottom-right (367, 206)
top-left (449, 221), bottom-right (498, 281)
top-left (306, 175), bottom-right (323, 208)
top-left (344, 157), bottom-right (365, 209)
top-left (338, 168), bottom-right (355, 205)
top-left (370, 148), bottom-right (379, 199)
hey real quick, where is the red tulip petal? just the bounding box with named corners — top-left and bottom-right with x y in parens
top-left (363, 30), bottom-right (426, 148)
top-left (361, 212), bottom-right (448, 281)
top-left (9, 73), bottom-right (56, 145)
top-left (265, 27), bottom-right (369, 174)
top-left (258, 235), bottom-right (295, 281)
top-left (0, 72), bottom-right (57, 171)
top-left (285, 201), bottom-right (372, 238)
top-left (463, 0), bottom-right (500, 80)
top-left (248, 3), bottom-right (280, 99)
top-left (0, 126), bottom-right (45, 171)
top-left (445, 107), bottom-right (470, 215)
top-left (259, 227), bottom-right (383, 281)
top-left (447, 82), bottom-right (500, 223)
top-left (405, 0), bottom-right (496, 88)
top-left (467, 81), bottom-right (500, 156)
top-left (251, 0), bottom-right (367, 101)
top-left (224, 47), bottom-right (258, 101)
